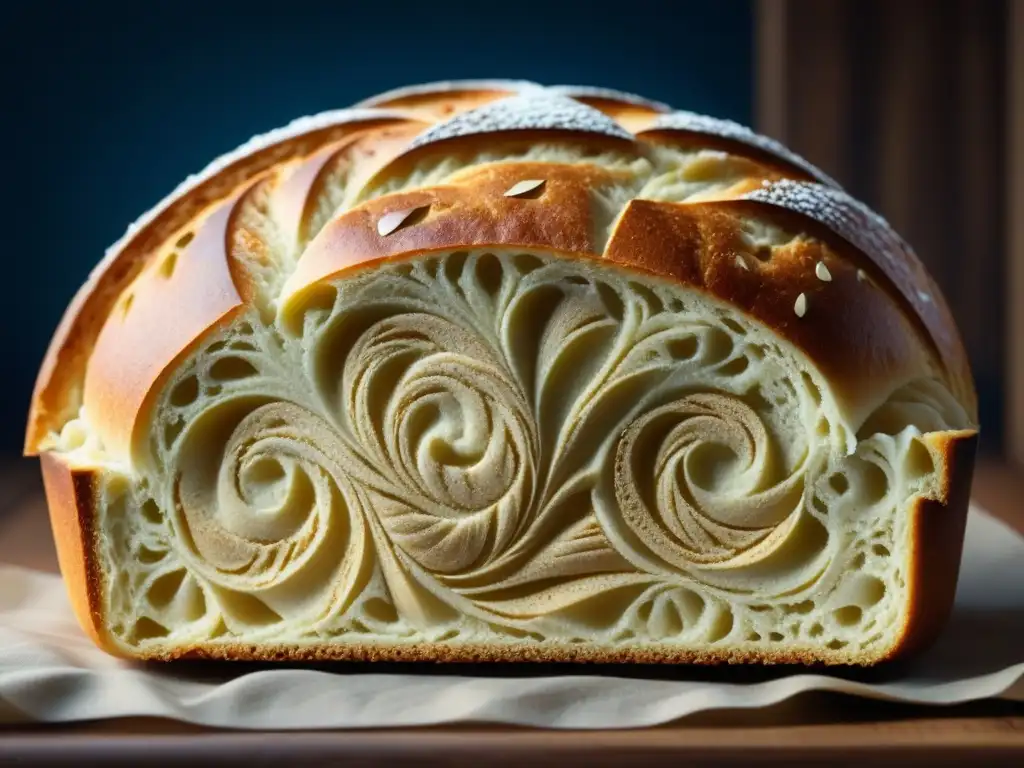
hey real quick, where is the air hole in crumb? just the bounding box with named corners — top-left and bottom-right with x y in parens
top-left (636, 601), bottom-right (652, 623)
top-left (169, 376), bottom-right (199, 407)
top-left (596, 282), bottom-right (625, 321)
top-left (829, 473), bottom-right (850, 495)
top-left (121, 293), bottom-right (134, 319)
top-left (158, 252), bottom-right (178, 279)
top-left (862, 462), bottom-right (890, 504)
top-left (753, 246), bottom-right (772, 262)
top-left (718, 356), bottom-right (750, 376)
top-left (565, 275), bottom-right (589, 286)
top-left (475, 252), bottom-right (504, 296)
top-left (436, 629), bottom-right (460, 641)
top-left (707, 609), bottom-right (734, 642)
top-left (872, 544), bottom-right (891, 557)
top-left (141, 499), bottom-right (162, 525)
top-left (816, 418), bottom-right (830, 437)
top-left (666, 336), bottom-right (699, 360)
top-left (514, 253), bottom-right (544, 274)
top-left (133, 617), bottom-right (169, 641)
top-left (209, 357), bottom-right (258, 381)
top-left (701, 327), bottom-right (734, 364)
top-left (769, 632), bottom-right (784, 642)
top-left (747, 632), bottom-right (761, 642)
top-left (859, 576), bottom-right (886, 606)
top-left (148, 570), bottom-right (186, 609)
top-left (229, 340), bottom-right (258, 352)
top-left (811, 496), bottom-right (828, 516)
top-left (749, 604), bottom-right (771, 613)
top-left (175, 231), bottom-right (195, 248)
top-left (809, 623), bottom-right (824, 638)
top-left (905, 438), bottom-right (936, 480)
top-left (362, 598), bottom-right (399, 624)
top-left (801, 372), bottom-right (822, 405)
top-left (138, 546), bottom-right (166, 564)
top-left (444, 251), bottom-right (468, 284)
top-left (722, 317), bottom-right (746, 335)
top-left (833, 606), bottom-right (863, 626)
top-left (827, 639), bottom-right (847, 650)
top-left (163, 419), bottom-right (184, 448)
top-left (851, 552), bottom-right (866, 569)
top-left (790, 600), bottom-right (815, 615)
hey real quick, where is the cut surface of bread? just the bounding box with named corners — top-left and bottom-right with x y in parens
top-left (29, 81), bottom-right (978, 665)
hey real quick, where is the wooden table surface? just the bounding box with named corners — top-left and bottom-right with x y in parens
top-left (1, 459), bottom-right (1022, 766)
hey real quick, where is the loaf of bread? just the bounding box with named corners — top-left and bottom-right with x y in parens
top-left (26, 81), bottom-right (978, 665)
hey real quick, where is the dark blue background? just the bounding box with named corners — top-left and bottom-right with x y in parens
top-left (1, 0), bottom-right (752, 453)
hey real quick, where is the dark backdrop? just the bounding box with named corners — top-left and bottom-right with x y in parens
top-left (0, 0), bottom-right (753, 455)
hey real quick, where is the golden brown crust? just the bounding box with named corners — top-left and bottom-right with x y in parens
top-left (883, 429), bottom-right (978, 662)
top-left (81, 193), bottom-right (248, 461)
top-left (283, 162), bottom-right (625, 304)
top-left (719, 199), bottom-right (977, 418)
top-left (38, 453), bottom-right (121, 656)
top-left (604, 199), bottom-right (935, 422)
top-left (25, 116), bottom-right (423, 455)
top-left (134, 638), bottom-right (893, 666)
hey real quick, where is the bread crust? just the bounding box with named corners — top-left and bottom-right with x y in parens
top-left (25, 115), bottom-right (425, 454)
top-left (38, 453), bottom-right (114, 655)
top-left (37, 430), bottom-right (975, 665)
top-left (27, 82), bottom-right (981, 665)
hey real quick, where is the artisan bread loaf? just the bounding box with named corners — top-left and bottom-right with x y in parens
top-left (27, 81), bottom-right (978, 665)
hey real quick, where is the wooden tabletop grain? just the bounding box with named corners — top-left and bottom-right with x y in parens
top-left (0, 458), bottom-right (1021, 766)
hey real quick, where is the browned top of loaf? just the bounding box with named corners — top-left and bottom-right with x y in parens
top-left (25, 82), bottom-right (976, 458)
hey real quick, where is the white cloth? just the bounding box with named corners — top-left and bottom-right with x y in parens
top-left (1, 505), bottom-right (1021, 729)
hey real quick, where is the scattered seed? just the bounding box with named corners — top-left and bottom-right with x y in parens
top-left (917, 290), bottom-right (932, 303)
top-left (815, 261), bottom-right (832, 282)
top-left (794, 292), bottom-right (808, 318)
top-left (504, 179), bottom-right (546, 198)
top-left (735, 254), bottom-right (750, 270)
top-left (377, 206), bottom-right (428, 237)
top-left (856, 269), bottom-right (867, 282)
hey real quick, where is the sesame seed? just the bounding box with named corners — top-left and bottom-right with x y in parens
top-left (857, 269), bottom-right (867, 281)
top-left (377, 206), bottom-right (428, 237)
top-left (504, 179), bottom-right (546, 198)
top-left (794, 293), bottom-right (808, 318)
top-left (815, 261), bottom-right (832, 282)
top-left (735, 254), bottom-right (750, 270)
top-left (918, 290), bottom-right (932, 303)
